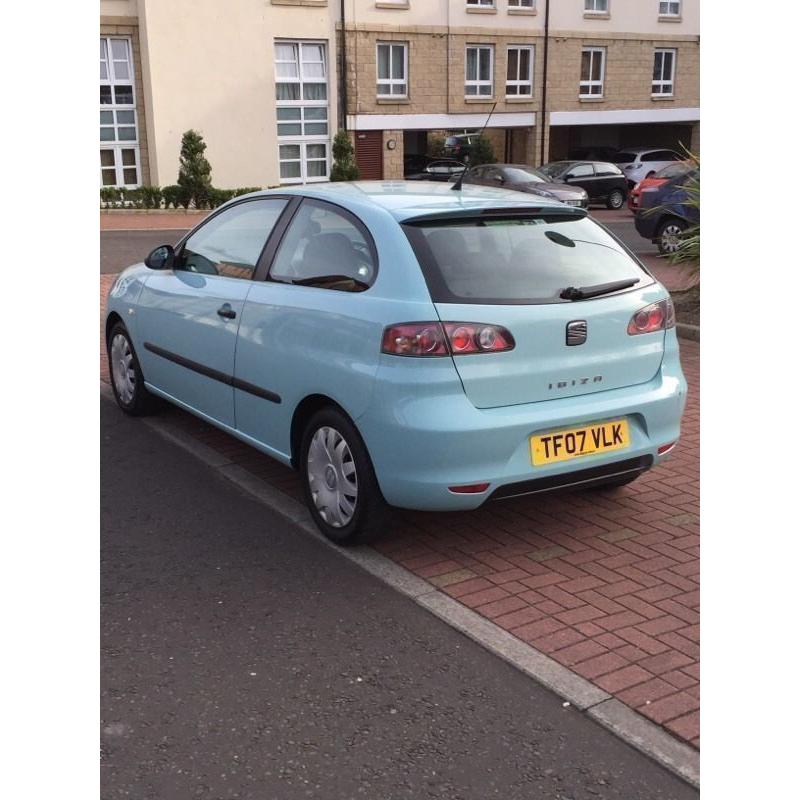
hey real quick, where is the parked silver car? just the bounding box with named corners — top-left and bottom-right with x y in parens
top-left (611, 148), bottom-right (683, 187)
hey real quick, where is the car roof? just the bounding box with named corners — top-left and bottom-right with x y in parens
top-left (250, 181), bottom-right (569, 222)
top-left (616, 147), bottom-right (678, 154)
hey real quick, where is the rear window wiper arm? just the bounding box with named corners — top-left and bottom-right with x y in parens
top-left (560, 278), bottom-right (640, 301)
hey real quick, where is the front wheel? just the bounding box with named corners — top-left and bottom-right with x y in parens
top-left (656, 218), bottom-right (688, 255)
top-left (107, 322), bottom-right (159, 416)
top-left (606, 189), bottom-right (625, 209)
top-left (300, 407), bottom-right (389, 546)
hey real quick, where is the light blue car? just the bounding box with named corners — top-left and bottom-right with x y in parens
top-left (106, 182), bottom-right (687, 545)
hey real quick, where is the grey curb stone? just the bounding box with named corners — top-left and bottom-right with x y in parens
top-left (417, 592), bottom-right (610, 711)
top-left (589, 698), bottom-right (700, 788)
top-left (103, 387), bottom-right (699, 788)
top-left (676, 322), bottom-right (700, 341)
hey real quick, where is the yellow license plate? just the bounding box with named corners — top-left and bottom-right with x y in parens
top-left (530, 419), bottom-right (630, 466)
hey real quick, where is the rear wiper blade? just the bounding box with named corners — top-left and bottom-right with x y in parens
top-left (292, 274), bottom-right (369, 291)
top-left (560, 278), bottom-right (640, 301)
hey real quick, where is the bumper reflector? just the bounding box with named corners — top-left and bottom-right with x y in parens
top-left (448, 482), bottom-right (490, 495)
top-left (657, 442), bottom-right (676, 455)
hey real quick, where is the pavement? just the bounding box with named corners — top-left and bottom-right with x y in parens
top-left (102, 395), bottom-right (698, 800)
top-left (100, 209), bottom-right (700, 759)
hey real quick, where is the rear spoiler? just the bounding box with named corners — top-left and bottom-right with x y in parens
top-left (403, 205), bottom-right (588, 226)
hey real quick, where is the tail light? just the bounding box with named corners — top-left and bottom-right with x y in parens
top-left (627, 299), bottom-right (675, 335)
top-left (381, 322), bottom-right (515, 356)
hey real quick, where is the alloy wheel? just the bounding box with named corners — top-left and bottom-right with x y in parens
top-left (660, 223), bottom-right (685, 254)
top-left (110, 333), bottom-right (136, 405)
top-left (307, 426), bottom-right (358, 528)
top-left (608, 190), bottom-right (624, 209)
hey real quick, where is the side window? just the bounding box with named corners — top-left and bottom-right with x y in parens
top-left (595, 162), bottom-right (621, 176)
top-left (485, 167), bottom-right (503, 183)
top-left (179, 199), bottom-right (288, 279)
top-left (269, 201), bottom-right (377, 291)
top-left (569, 163), bottom-right (595, 178)
top-left (642, 151), bottom-right (666, 162)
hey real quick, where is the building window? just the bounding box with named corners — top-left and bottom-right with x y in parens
top-left (275, 40), bottom-right (330, 183)
top-left (466, 1), bottom-right (495, 7)
top-left (506, 46), bottom-right (534, 97)
top-left (100, 37), bottom-right (140, 187)
top-left (659, 0), bottom-right (681, 16)
top-left (579, 47), bottom-right (605, 98)
top-left (585, 0), bottom-right (609, 12)
top-left (652, 48), bottom-right (676, 96)
top-left (376, 42), bottom-right (408, 98)
top-left (465, 45), bottom-right (494, 97)
top-left (508, 1), bottom-right (535, 8)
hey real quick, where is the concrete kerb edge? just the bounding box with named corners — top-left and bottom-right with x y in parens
top-left (676, 322), bottom-right (700, 342)
top-left (101, 385), bottom-right (699, 789)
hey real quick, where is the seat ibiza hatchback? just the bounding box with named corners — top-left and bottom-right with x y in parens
top-left (106, 183), bottom-right (687, 545)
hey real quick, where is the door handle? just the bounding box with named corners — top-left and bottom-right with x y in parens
top-left (217, 303), bottom-right (236, 320)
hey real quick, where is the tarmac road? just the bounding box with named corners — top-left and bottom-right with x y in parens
top-left (101, 396), bottom-right (697, 800)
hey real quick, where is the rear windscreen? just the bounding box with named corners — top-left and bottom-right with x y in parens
top-left (403, 215), bottom-right (650, 305)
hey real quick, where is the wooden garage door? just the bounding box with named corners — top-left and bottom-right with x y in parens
top-left (355, 130), bottom-right (383, 180)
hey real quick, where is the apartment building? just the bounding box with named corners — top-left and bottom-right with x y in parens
top-left (100, 0), bottom-right (339, 189)
top-left (100, 0), bottom-right (699, 188)
top-left (344, 0), bottom-right (699, 178)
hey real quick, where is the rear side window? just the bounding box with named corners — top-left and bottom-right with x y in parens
top-left (403, 215), bottom-right (649, 305)
top-left (269, 200), bottom-right (377, 291)
top-left (179, 198), bottom-right (288, 279)
top-left (568, 163), bottom-right (594, 177)
top-left (595, 162), bottom-right (622, 176)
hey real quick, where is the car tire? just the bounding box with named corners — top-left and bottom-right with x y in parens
top-left (300, 407), bottom-right (389, 546)
top-left (107, 322), bottom-right (159, 416)
top-left (606, 189), bottom-right (625, 210)
top-left (656, 217), bottom-right (688, 255)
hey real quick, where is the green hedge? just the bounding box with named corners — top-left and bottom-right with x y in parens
top-left (101, 185), bottom-right (262, 210)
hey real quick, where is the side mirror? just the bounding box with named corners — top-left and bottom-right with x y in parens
top-left (145, 244), bottom-right (175, 270)
top-left (564, 173), bottom-right (575, 181)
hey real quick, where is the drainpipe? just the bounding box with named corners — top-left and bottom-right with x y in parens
top-left (539, 0), bottom-right (550, 166)
top-left (339, 0), bottom-right (348, 131)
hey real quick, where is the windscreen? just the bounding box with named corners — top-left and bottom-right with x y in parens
top-left (403, 215), bottom-right (650, 305)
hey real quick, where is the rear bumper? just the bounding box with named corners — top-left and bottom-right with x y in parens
top-left (357, 331), bottom-right (687, 511)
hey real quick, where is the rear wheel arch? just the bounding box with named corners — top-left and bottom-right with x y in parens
top-left (290, 394), bottom-right (357, 469)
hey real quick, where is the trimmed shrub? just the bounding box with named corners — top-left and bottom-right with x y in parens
top-left (177, 129), bottom-right (213, 207)
top-left (427, 135), bottom-right (446, 159)
top-left (100, 187), bottom-right (121, 208)
top-left (467, 134), bottom-right (495, 167)
top-left (330, 130), bottom-right (359, 181)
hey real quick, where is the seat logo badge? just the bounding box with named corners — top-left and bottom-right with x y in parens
top-left (566, 320), bottom-right (587, 346)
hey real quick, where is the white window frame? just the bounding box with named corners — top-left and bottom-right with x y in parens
top-left (659, 0), bottom-right (681, 16)
top-left (508, 0), bottom-right (535, 8)
top-left (100, 36), bottom-right (141, 188)
top-left (465, 45), bottom-right (494, 98)
top-left (376, 42), bottom-right (408, 98)
top-left (584, 0), bottom-right (609, 13)
top-left (466, 0), bottom-right (495, 7)
top-left (275, 39), bottom-right (330, 184)
top-left (652, 48), bottom-right (677, 96)
top-left (579, 46), bottom-right (606, 98)
top-left (505, 45), bottom-right (534, 98)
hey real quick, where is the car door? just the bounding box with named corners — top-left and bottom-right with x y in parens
top-left (136, 197), bottom-right (290, 427)
top-left (594, 162), bottom-right (625, 197)
top-left (564, 162), bottom-right (597, 198)
top-left (234, 199), bottom-right (382, 459)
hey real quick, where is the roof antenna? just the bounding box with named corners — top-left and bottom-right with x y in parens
top-left (452, 101), bottom-right (497, 191)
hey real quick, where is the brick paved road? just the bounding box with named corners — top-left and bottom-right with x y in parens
top-left (100, 272), bottom-right (699, 748)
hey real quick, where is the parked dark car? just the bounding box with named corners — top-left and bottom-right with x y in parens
top-left (537, 161), bottom-right (628, 209)
top-left (442, 133), bottom-right (478, 160)
top-left (460, 164), bottom-right (589, 208)
top-left (405, 159), bottom-right (466, 181)
top-left (634, 169), bottom-right (699, 255)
